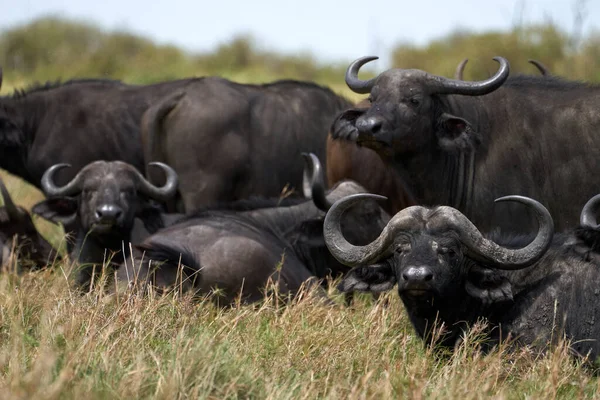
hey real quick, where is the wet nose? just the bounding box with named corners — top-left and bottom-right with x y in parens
top-left (402, 266), bottom-right (434, 283)
top-left (95, 204), bottom-right (123, 223)
top-left (356, 116), bottom-right (383, 135)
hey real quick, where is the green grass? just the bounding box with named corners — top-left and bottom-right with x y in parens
top-left (0, 171), bottom-right (599, 398)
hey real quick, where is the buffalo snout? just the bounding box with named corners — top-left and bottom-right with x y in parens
top-left (95, 204), bottom-right (124, 225)
top-left (356, 115), bottom-right (383, 136)
top-left (402, 266), bottom-right (434, 283)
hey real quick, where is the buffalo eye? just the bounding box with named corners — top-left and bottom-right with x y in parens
top-left (439, 247), bottom-right (458, 258)
top-left (409, 97), bottom-right (420, 107)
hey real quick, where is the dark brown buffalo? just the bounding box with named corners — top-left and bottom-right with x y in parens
top-left (0, 178), bottom-right (57, 269)
top-left (142, 79), bottom-right (352, 212)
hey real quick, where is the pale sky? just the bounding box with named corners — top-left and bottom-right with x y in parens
top-left (1, 0), bottom-right (598, 68)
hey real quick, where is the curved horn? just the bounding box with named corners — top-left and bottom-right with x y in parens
top-left (454, 58), bottom-right (469, 80)
top-left (528, 59), bottom-right (549, 76)
top-left (41, 164), bottom-right (85, 197)
top-left (428, 196), bottom-right (554, 270)
top-left (429, 57), bottom-right (510, 96)
top-left (0, 178), bottom-right (23, 219)
top-left (301, 152), bottom-right (333, 211)
top-left (345, 56), bottom-right (378, 94)
top-left (132, 162), bottom-right (178, 202)
top-left (324, 193), bottom-right (425, 266)
top-left (580, 193), bottom-right (600, 229)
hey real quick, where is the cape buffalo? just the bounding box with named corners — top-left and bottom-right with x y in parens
top-left (326, 193), bottom-right (600, 361)
top-left (116, 154), bottom-right (390, 305)
top-left (325, 59), bottom-right (480, 216)
top-left (31, 161), bottom-right (178, 287)
top-left (0, 178), bottom-right (57, 269)
top-left (332, 56), bottom-right (600, 233)
top-left (142, 79), bottom-right (352, 212)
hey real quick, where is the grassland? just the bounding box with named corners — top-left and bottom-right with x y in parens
top-left (2, 16), bottom-right (600, 399)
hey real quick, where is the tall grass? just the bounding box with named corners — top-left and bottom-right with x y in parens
top-left (0, 262), bottom-right (597, 399)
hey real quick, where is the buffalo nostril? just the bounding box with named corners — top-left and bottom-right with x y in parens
top-left (423, 272), bottom-right (433, 282)
top-left (370, 120), bottom-right (382, 134)
top-left (402, 273), bottom-right (410, 281)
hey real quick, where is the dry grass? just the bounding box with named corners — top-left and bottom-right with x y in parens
top-left (0, 172), bottom-right (599, 399)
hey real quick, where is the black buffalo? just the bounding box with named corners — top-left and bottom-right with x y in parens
top-left (115, 154), bottom-right (389, 305)
top-left (0, 178), bottom-right (57, 269)
top-left (332, 56), bottom-right (600, 233)
top-left (31, 161), bottom-right (178, 287)
top-left (326, 193), bottom-right (600, 361)
top-left (142, 79), bottom-right (352, 212)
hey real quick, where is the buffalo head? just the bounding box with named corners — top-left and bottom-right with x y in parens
top-left (33, 161), bottom-right (178, 240)
top-left (0, 178), bottom-right (57, 269)
top-left (334, 56), bottom-right (509, 157)
top-left (325, 194), bottom-right (553, 304)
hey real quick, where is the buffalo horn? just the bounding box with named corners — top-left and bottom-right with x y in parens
top-left (429, 57), bottom-right (510, 96)
top-left (41, 164), bottom-right (85, 197)
top-left (345, 56), bottom-right (379, 94)
top-left (428, 196), bottom-right (554, 270)
top-left (131, 162), bottom-right (178, 202)
top-left (528, 59), bottom-right (549, 76)
top-left (324, 193), bottom-right (422, 266)
top-left (301, 152), bottom-right (333, 211)
top-left (0, 178), bottom-right (23, 219)
top-left (580, 193), bottom-right (600, 229)
top-left (454, 58), bottom-right (469, 80)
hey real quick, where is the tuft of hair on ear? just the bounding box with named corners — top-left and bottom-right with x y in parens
top-left (574, 226), bottom-right (600, 254)
top-left (436, 113), bottom-right (482, 154)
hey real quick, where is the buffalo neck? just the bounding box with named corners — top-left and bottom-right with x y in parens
top-left (401, 285), bottom-right (506, 349)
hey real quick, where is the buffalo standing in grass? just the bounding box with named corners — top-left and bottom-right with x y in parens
top-left (326, 193), bottom-right (600, 361)
top-left (332, 56), bottom-right (600, 233)
top-left (0, 178), bottom-right (57, 269)
top-left (116, 154), bottom-right (389, 305)
top-left (32, 161), bottom-right (179, 287)
top-left (142, 79), bottom-right (351, 212)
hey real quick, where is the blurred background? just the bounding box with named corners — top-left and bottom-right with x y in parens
top-left (1, 0), bottom-right (599, 99)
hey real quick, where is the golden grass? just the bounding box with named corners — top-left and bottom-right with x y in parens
top-left (0, 72), bottom-right (597, 398)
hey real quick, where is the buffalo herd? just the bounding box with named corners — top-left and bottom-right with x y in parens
top-left (1, 56), bottom-right (600, 365)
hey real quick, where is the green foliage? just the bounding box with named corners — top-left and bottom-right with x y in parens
top-left (0, 17), bottom-right (350, 88)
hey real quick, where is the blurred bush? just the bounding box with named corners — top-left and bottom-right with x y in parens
top-left (391, 23), bottom-right (600, 81)
top-left (1, 16), bottom-right (599, 90)
top-left (0, 17), bottom-right (350, 87)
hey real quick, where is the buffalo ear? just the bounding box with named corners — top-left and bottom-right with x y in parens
top-left (0, 117), bottom-right (24, 147)
top-left (330, 108), bottom-right (365, 141)
top-left (436, 113), bottom-right (481, 153)
top-left (338, 263), bottom-right (396, 293)
top-left (465, 265), bottom-right (513, 306)
top-left (135, 199), bottom-right (165, 234)
top-left (31, 197), bottom-right (78, 226)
